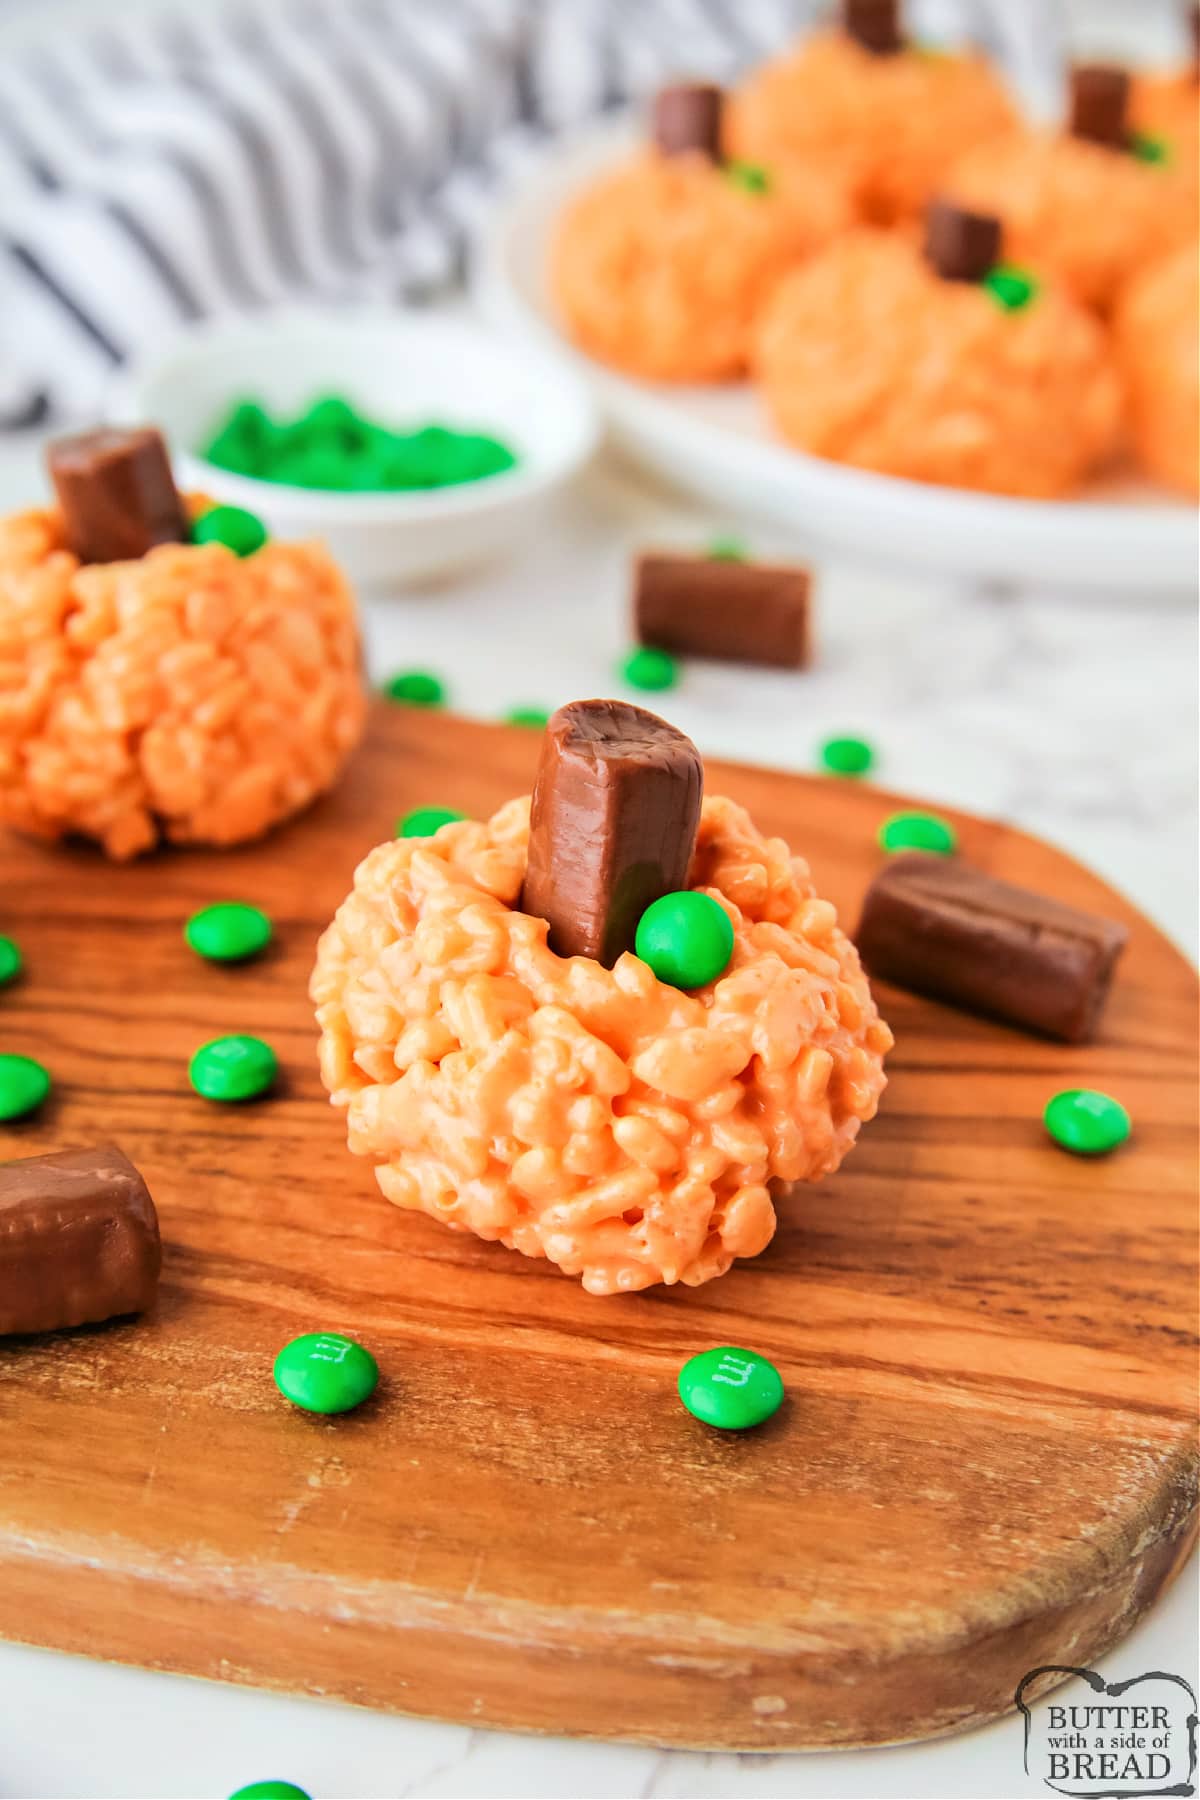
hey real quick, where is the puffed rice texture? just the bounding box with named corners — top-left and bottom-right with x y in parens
top-left (943, 128), bottom-right (1195, 315)
top-left (0, 504), bottom-right (367, 858)
top-left (551, 149), bottom-right (853, 382)
top-left (312, 793), bottom-right (892, 1295)
top-left (754, 230), bottom-right (1120, 497)
top-left (727, 31), bottom-right (1017, 226)
top-left (1114, 245), bottom-right (1200, 496)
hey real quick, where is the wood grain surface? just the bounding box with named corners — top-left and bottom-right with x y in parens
top-left (0, 704), bottom-right (1195, 1752)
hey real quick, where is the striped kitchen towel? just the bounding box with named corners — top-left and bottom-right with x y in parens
top-left (0, 0), bottom-right (1074, 429)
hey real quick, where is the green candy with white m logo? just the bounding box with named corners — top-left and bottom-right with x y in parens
top-left (677, 1345), bottom-right (785, 1431)
top-left (273, 1332), bottom-right (379, 1415)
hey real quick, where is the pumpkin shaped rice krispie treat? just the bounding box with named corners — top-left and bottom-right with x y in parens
top-left (943, 64), bottom-right (1195, 315)
top-left (1131, 71), bottom-right (1198, 180)
top-left (754, 208), bottom-right (1120, 497)
top-left (0, 427), bottom-right (366, 859)
top-left (1114, 245), bottom-right (1200, 495)
top-left (313, 701), bottom-right (891, 1296)
top-left (1131, 9), bottom-right (1199, 194)
top-left (726, 0), bottom-right (1018, 227)
top-left (552, 82), bottom-right (852, 382)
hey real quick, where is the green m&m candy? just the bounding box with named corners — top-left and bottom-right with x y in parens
top-left (384, 669), bottom-right (445, 707)
top-left (635, 891), bottom-right (734, 990)
top-left (304, 394), bottom-right (363, 440)
top-left (205, 399), bottom-right (279, 478)
top-left (878, 811), bottom-right (957, 855)
top-left (396, 806), bottom-right (464, 838)
top-left (192, 504), bottom-right (268, 557)
top-left (185, 902), bottom-right (273, 963)
top-left (983, 264), bottom-right (1039, 312)
top-left (202, 395), bottom-right (518, 493)
top-left (189, 1034), bottom-right (277, 1103)
top-left (0, 935), bottom-right (22, 986)
top-left (725, 159), bottom-right (771, 196)
top-left (298, 448), bottom-right (355, 490)
top-left (1044, 1089), bottom-right (1131, 1157)
top-left (505, 706), bottom-right (551, 729)
top-left (620, 646), bottom-right (679, 693)
top-left (707, 535), bottom-right (748, 562)
top-left (273, 1332), bottom-right (379, 1415)
top-left (0, 1053), bottom-right (51, 1121)
top-left (678, 1346), bottom-right (784, 1430)
top-left (820, 735), bottom-right (875, 777)
top-left (1129, 131), bottom-right (1170, 165)
top-left (228, 1782), bottom-right (312, 1800)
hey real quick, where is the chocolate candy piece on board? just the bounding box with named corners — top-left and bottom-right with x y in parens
top-left (840, 0), bottom-right (903, 55)
top-left (521, 699), bottom-right (703, 967)
top-left (1068, 63), bottom-right (1131, 148)
top-left (652, 83), bottom-right (724, 160)
top-left (0, 1145), bottom-right (162, 1336)
top-left (634, 552), bottom-right (811, 670)
top-left (855, 852), bottom-right (1129, 1043)
top-left (46, 425), bottom-right (188, 564)
top-left (924, 200), bottom-right (1002, 283)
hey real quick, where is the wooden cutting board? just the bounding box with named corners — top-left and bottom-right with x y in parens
top-left (0, 704), bottom-right (1195, 1752)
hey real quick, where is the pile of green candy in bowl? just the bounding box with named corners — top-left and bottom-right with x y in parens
top-left (117, 309), bottom-right (598, 584)
top-left (203, 395), bottom-right (519, 494)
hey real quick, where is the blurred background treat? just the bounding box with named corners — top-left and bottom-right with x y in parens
top-left (0, 0), bottom-right (1195, 424)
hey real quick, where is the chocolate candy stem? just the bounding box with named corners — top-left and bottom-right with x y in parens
top-left (634, 552), bottom-right (811, 670)
top-left (652, 83), bottom-right (724, 160)
top-left (841, 0), bottom-right (903, 55)
top-left (0, 1145), bottom-right (161, 1336)
top-left (924, 199), bottom-right (1002, 283)
top-left (521, 699), bottom-right (703, 967)
top-left (47, 425), bottom-right (188, 565)
top-left (855, 852), bottom-right (1128, 1043)
top-left (1068, 63), bottom-right (1131, 148)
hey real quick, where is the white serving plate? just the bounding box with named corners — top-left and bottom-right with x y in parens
top-left (112, 310), bottom-right (598, 589)
top-left (476, 117), bottom-right (1198, 594)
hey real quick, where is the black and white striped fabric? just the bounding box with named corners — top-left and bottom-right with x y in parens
top-left (0, 0), bottom-right (1073, 430)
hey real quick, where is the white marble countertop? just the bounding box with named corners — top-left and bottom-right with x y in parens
top-left (0, 430), bottom-right (1196, 1798)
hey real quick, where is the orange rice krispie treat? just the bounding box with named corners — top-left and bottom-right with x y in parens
top-left (1131, 10), bottom-right (1199, 191)
top-left (944, 65), bottom-right (1195, 315)
top-left (754, 224), bottom-right (1120, 497)
top-left (1131, 74), bottom-right (1199, 217)
top-left (552, 82), bottom-right (852, 382)
top-left (1114, 245), bottom-right (1200, 495)
top-left (313, 701), bottom-right (891, 1296)
top-left (1132, 70), bottom-right (1199, 172)
top-left (726, 1), bottom-right (1018, 227)
top-left (0, 428), bottom-right (366, 859)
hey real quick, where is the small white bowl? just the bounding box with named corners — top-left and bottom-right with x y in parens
top-left (112, 309), bottom-right (598, 588)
